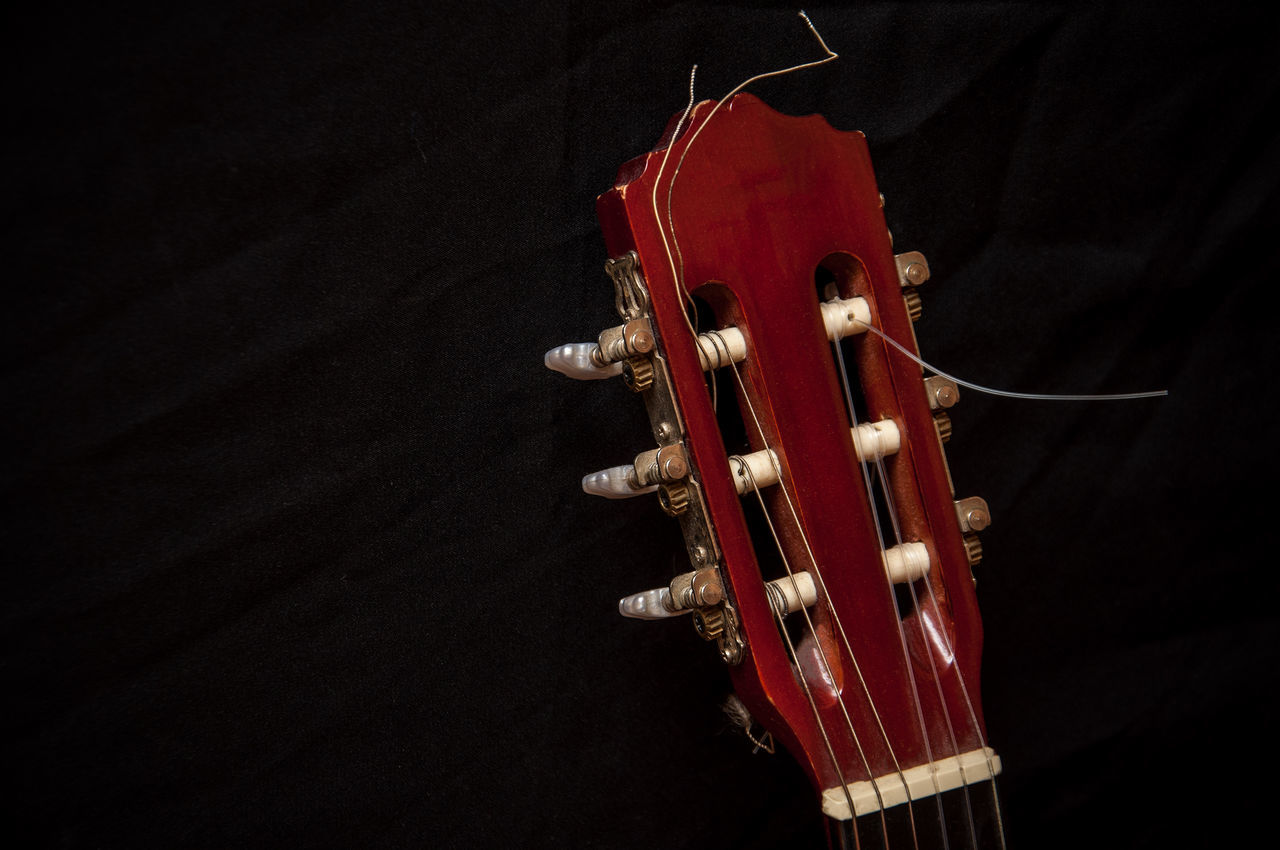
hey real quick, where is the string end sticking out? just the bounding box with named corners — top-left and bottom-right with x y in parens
top-left (798, 10), bottom-right (837, 61)
top-left (862, 325), bottom-right (1168, 402)
top-left (723, 693), bottom-right (776, 754)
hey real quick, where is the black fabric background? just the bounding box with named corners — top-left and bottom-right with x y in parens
top-left (5, 2), bottom-right (1278, 847)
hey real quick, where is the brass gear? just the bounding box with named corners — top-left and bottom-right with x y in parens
top-left (692, 607), bottom-right (725, 641)
top-left (963, 532), bottom-right (983, 566)
top-left (933, 411), bottom-right (952, 444)
top-left (658, 481), bottom-right (690, 517)
top-left (621, 356), bottom-right (654, 392)
top-left (903, 287), bottom-right (923, 322)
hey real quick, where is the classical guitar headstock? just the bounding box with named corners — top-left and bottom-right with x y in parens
top-left (547, 93), bottom-right (1002, 843)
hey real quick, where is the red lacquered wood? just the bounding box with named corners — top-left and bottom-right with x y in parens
top-left (597, 94), bottom-right (987, 798)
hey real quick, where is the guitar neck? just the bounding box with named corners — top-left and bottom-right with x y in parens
top-left (827, 781), bottom-right (1006, 850)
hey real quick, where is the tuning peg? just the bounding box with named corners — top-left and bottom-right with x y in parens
top-left (618, 586), bottom-right (684, 619)
top-left (546, 319), bottom-right (660, 392)
top-left (544, 342), bottom-right (623, 380)
top-left (583, 445), bottom-right (688, 501)
top-left (619, 566), bottom-right (722, 620)
top-left (621, 570), bottom-right (819, 622)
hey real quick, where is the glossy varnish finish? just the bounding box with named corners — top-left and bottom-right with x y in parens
top-left (597, 94), bottom-right (988, 804)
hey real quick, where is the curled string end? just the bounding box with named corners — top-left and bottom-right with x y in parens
top-left (798, 10), bottom-right (838, 60)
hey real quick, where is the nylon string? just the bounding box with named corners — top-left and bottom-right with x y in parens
top-left (834, 339), bottom-right (978, 849)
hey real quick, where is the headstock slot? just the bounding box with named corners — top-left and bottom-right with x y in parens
top-left (817, 252), bottom-right (955, 638)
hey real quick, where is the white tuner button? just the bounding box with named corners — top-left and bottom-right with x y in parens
top-left (583, 445), bottom-right (688, 499)
top-left (618, 587), bottom-right (683, 619)
top-left (544, 342), bottom-right (623, 380)
top-left (582, 465), bottom-right (656, 500)
top-left (620, 566), bottom-right (722, 620)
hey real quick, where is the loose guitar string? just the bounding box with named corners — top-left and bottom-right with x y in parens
top-left (848, 331), bottom-right (1015, 847)
top-left (860, 327), bottom-right (1168, 402)
top-left (874, 454), bottom-right (1002, 850)
top-left (647, 13), bottom-right (923, 847)
top-left (833, 342), bottom-right (981, 850)
top-left (843, 355), bottom-right (1011, 850)
top-left (733, 456), bottom-right (879, 850)
top-left (647, 15), bottom-right (1170, 411)
top-left (652, 10), bottom-right (837, 348)
top-left (836, 311), bottom-right (1167, 845)
top-left (824, 317), bottom-right (964, 844)
top-left (723, 351), bottom-right (919, 850)
top-left (714, 325), bottom-right (956, 850)
top-left (705, 331), bottom-right (915, 848)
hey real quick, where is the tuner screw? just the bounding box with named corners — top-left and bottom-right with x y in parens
top-left (658, 481), bottom-right (690, 517)
top-left (963, 533), bottom-right (983, 566)
top-left (692, 607), bottom-right (725, 641)
top-left (933, 411), bottom-right (952, 444)
top-left (690, 568), bottom-right (724, 607)
top-left (929, 380), bottom-right (959, 409)
top-left (624, 325), bottom-right (654, 356)
top-left (903, 288), bottom-right (923, 322)
top-left (964, 506), bottom-right (990, 532)
top-left (621, 356), bottom-right (654, 392)
top-left (955, 498), bottom-right (992, 532)
top-left (895, 251), bottom-right (931, 287)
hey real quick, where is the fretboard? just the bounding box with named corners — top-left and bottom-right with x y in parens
top-left (826, 780), bottom-right (1007, 850)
